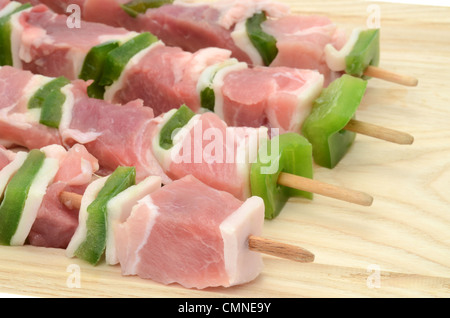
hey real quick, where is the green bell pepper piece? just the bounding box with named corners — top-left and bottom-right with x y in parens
top-left (345, 29), bottom-right (380, 78)
top-left (200, 87), bottom-right (215, 112)
top-left (28, 76), bottom-right (70, 109)
top-left (79, 41), bottom-right (120, 99)
top-left (39, 87), bottom-right (68, 128)
top-left (74, 166), bottom-right (136, 265)
top-left (27, 76), bottom-right (71, 128)
top-left (121, 0), bottom-right (174, 18)
top-left (246, 11), bottom-right (279, 66)
top-left (159, 105), bottom-right (195, 150)
top-left (0, 150), bottom-right (45, 245)
top-left (98, 32), bottom-right (158, 90)
top-left (250, 133), bottom-right (313, 220)
top-left (0, 3), bottom-right (31, 66)
top-left (302, 74), bottom-right (367, 169)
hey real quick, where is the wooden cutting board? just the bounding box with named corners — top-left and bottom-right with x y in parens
top-left (0, 0), bottom-right (449, 298)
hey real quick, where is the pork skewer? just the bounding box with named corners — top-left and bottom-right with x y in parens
top-left (61, 169), bottom-right (315, 288)
top-left (0, 144), bottom-right (100, 248)
top-left (17, 0), bottom-right (418, 87)
top-left (59, 187), bottom-right (316, 264)
top-left (0, 145), bottom-right (314, 289)
top-left (0, 0), bottom-right (413, 171)
top-left (0, 66), bottom-right (373, 221)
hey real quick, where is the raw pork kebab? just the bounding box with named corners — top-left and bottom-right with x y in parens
top-left (0, 66), bottom-right (374, 222)
top-left (0, 144), bottom-right (314, 289)
top-left (0, 0), bottom-right (413, 170)
top-left (17, 0), bottom-right (418, 87)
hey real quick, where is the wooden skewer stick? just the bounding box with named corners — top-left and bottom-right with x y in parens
top-left (278, 173), bottom-right (374, 207)
top-left (345, 119), bottom-right (414, 145)
top-left (60, 191), bottom-right (83, 210)
top-left (248, 235), bottom-right (314, 263)
top-left (59, 191), bottom-right (315, 263)
top-left (363, 65), bottom-right (418, 87)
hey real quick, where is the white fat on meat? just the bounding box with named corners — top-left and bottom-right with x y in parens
top-left (230, 19), bottom-right (264, 66)
top-left (40, 144), bottom-right (68, 162)
top-left (196, 58), bottom-right (241, 97)
top-left (209, 0), bottom-right (289, 30)
top-left (57, 84), bottom-right (103, 146)
top-left (9, 154), bottom-right (59, 245)
top-left (105, 175), bottom-right (162, 265)
top-left (7, 6), bottom-right (33, 69)
top-left (210, 61), bottom-right (248, 121)
top-left (114, 175), bottom-right (265, 289)
top-left (231, 126), bottom-right (268, 200)
top-left (196, 59), bottom-right (248, 120)
top-left (97, 31), bottom-right (139, 46)
top-left (114, 195), bottom-right (160, 275)
top-left (324, 28), bottom-right (362, 72)
top-left (219, 196), bottom-right (264, 286)
top-left (188, 47), bottom-right (233, 80)
top-left (0, 1), bottom-right (22, 17)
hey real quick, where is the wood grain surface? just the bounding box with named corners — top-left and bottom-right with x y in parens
top-left (0, 0), bottom-right (449, 298)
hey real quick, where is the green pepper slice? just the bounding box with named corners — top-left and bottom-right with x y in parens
top-left (0, 3), bottom-right (32, 66)
top-left (39, 87), bottom-right (68, 128)
top-left (28, 76), bottom-right (70, 110)
top-left (28, 76), bottom-right (71, 128)
top-left (302, 74), bottom-right (367, 169)
top-left (97, 32), bottom-right (158, 90)
top-left (246, 11), bottom-right (278, 66)
top-left (0, 149), bottom-right (45, 245)
top-left (79, 41), bottom-right (120, 99)
top-left (159, 105), bottom-right (195, 150)
top-left (200, 87), bottom-right (215, 112)
top-left (74, 166), bottom-right (136, 265)
top-left (121, 0), bottom-right (174, 18)
top-left (250, 133), bottom-right (313, 220)
top-left (345, 29), bottom-right (380, 78)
